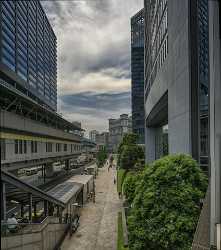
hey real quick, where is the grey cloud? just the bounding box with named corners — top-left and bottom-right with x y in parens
top-left (59, 91), bottom-right (131, 112)
top-left (41, 0), bottom-right (142, 132)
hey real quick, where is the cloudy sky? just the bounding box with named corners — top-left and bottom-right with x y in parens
top-left (41, 0), bottom-right (143, 135)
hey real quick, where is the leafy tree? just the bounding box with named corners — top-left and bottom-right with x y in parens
top-left (117, 133), bottom-right (138, 165)
top-left (118, 133), bottom-right (138, 155)
top-left (96, 147), bottom-right (107, 167)
top-left (127, 154), bottom-right (208, 250)
top-left (119, 145), bottom-right (144, 170)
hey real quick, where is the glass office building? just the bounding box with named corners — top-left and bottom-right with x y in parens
top-left (0, 0), bottom-right (57, 110)
top-left (131, 9), bottom-right (145, 144)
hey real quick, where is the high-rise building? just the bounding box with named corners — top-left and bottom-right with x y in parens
top-left (0, 0), bottom-right (57, 111)
top-left (109, 114), bottom-right (132, 152)
top-left (144, 0), bottom-right (209, 171)
top-left (131, 9), bottom-right (145, 144)
top-left (95, 132), bottom-right (109, 151)
top-left (144, 0), bottom-right (212, 248)
top-left (89, 130), bottom-right (99, 142)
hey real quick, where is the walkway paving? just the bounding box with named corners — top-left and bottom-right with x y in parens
top-left (61, 163), bottom-right (121, 250)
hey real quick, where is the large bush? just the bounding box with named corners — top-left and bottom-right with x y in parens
top-left (127, 154), bottom-right (208, 250)
top-left (123, 172), bottom-right (142, 204)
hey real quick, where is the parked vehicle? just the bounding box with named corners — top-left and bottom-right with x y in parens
top-left (25, 168), bottom-right (38, 176)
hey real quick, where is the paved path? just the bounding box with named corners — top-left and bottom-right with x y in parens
top-left (61, 163), bottom-right (121, 250)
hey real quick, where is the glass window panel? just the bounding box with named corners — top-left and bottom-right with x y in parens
top-left (2, 57), bottom-right (16, 71)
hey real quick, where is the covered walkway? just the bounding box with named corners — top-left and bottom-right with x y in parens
top-left (61, 164), bottom-right (121, 250)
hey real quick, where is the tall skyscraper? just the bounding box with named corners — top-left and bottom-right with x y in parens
top-left (131, 9), bottom-right (145, 144)
top-left (0, 0), bottom-right (57, 111)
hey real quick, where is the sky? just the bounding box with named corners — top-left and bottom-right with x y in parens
top-left (41, 0), bottom-right (143, 135)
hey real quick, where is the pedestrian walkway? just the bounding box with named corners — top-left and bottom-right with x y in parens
top-left (61, 163), bottom-right (121, 250)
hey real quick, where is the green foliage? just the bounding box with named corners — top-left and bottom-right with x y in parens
top-left (96, 147), bottom-right (108, 167)
top-left (127, 154), bottom-right (208, 250)
top-left (123, 172), bottom-right (142, 204)
top-left (119, 145), bottom-right (144, 170)
top-left (117, 169), bottom-right (127, 193)
top-left (117, 212), bottom-right (129, 250)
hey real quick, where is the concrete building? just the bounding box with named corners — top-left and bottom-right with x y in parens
top-left (144, 0), bottom-right (209, 172)
top-left (89, 130), bottom-right (99, 143)
top-left (109, 114), bottom-right (132, 152)
top-left (208, 0), bottom-right (221, 248)
top-left (0, 0), bottom-right (57, 111)
top-left (144, 1), bottom-right (220, 249)
top-left (131, 9), bottom-right (145, 144)
top-left (95, 132), bottom-right (109, 151)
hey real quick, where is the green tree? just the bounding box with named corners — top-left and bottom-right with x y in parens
top-left (119, 144), bottom-right (144, 170)
top-left (117, 133), bottom-right (138, 165)
top-left (96, 147), bottom-right (107, 167)
top-left (127, 154), bottom-right (208, 250)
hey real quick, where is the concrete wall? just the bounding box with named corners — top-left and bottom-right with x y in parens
top-left (209, 0), bottom-right (221, 247)
top-left (2, 138), bottom-right (81, 164)
top-left (145, 0), bottom-right (191, 162)
top-left (0, 110), bottom-right (80, 143)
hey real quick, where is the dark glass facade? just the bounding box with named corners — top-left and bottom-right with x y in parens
top-left (131, 9), bottom-right (145, 144)
top-left (198, 0), bottom-right (209, 170)
top-left (0, 0), bottom-right (57, 110)
top-left (144, 0), bottom-right (168, 100)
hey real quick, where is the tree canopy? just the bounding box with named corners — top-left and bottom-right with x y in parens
top-left (96, 147), bottom-right (108, 167)
top-left (117, 133), bottom-right (144, 170)
top-left (127, 154), bottom-right (208, 250)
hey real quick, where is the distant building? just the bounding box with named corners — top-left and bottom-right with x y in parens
top-left (0, 0), bottom-right (57, 111)
top-left (89, 130), bottom-right (99, 142)
top-left (109, 114), bottom-right (132, 152)
top-left (131, 9), bottom-right (145, 144)
top-left (95, 132), bottom-right (109, 151)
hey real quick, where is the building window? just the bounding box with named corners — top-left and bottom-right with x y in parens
top-left (1, 139), bottom-right (6, 160)
top-left (23, 140), bottom-right (27, 154)
top-left (15, 139), bottom-right (18, 154)
top-left (46, 142), bottom-right (52, 152)
top-left (56, 143), bottom-right (61, 152)
top-left (31, 141), bottom-right (37, 153)
top-left (64, 144), bottom-right (67, 152)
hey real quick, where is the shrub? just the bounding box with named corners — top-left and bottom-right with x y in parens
top-left (123, 172), bottom-right (142, 204)
top-left (127, 154), bottom-right (208, 250)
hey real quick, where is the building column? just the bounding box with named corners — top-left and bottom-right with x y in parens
top-left (1, 182), bottom-right (6, 221)
top-left (209, 0), bottom-right (221, 247)
top-left (44, 201), bottom-right (48, 217)
top-left (21, 203), bottom-right (24, 218)
top-left (145, 127), bottom-right (156, 163)
top-left (34, 203), bottom-right (37, 217)
top-left (65, 160), bottom-right (70, 171)
top-left (28, 194), bottom-right (32, 223)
